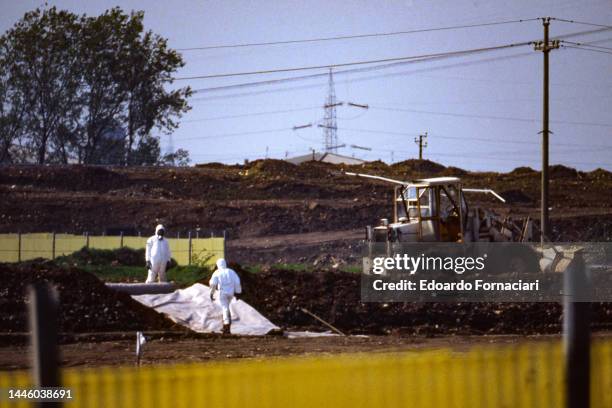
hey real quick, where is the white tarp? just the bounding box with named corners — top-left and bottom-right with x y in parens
top-left (132, 283), bottom-right (279, 335)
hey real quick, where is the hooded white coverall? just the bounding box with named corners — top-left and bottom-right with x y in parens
top-left (145, 232), bottom-right (172, 283)
top-left (209, 259), bottom-right (242, 325)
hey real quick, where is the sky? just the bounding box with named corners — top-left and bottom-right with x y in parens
top-left (1, 0), bottom-right (611, 171)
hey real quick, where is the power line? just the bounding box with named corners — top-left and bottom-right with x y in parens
top-left (551, 17), bottom-right (612, 29)
top-left (182, 106), bottom-right (319, 122)
top-left (175, 18), bottom-right (540, 51)
top-left (561, 44), bottom-right (612, 55)
top-left (341, 127), bottom-right (612, 149)
top-left (186, 52), bottom-right (534, 102)
top-left (190, 49), bottom-right (529, 94)
top-left (184, 28), bottom-right (610, 100)
top-left (561, 40), bottom-right (612, 51)
top-left (181, 27), bottom-right (609, 86)
top-left (174, 127), bottom-right (291, 142)
top-left (174, 42), bottom-right (532, 80)
top-left (369, 105), bottom-right (612, 128)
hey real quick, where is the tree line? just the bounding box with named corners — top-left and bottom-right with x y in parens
top-left (0, 7), bottom-right (191, 166)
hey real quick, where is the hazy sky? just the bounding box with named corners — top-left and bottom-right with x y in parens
top-left (1, 0), bottom-right (611, 171)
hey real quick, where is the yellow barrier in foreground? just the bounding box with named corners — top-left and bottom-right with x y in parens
top-left (0, 340), bottom-right (610, 408)
top-left (0, 233), bottom-right (224, 266)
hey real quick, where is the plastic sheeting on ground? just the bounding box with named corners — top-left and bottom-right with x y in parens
top-left (132, 283), bottom-right (279, 335)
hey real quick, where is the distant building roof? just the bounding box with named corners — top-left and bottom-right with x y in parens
top-left (286, 152), bottom-right (365, 165)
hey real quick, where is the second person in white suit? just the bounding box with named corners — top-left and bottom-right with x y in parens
top-left (209, 258), bottom-right (242, 334)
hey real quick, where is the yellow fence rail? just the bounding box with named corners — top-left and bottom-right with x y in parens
top-left (0, 233), bottom-right (224, 266)
top-left (0, 339), bottom-right (611, 408)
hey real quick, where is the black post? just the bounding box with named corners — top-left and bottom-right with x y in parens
top-left (51, 232), bottom-right (56, 260)
top-left (28, 282), bottom-right (61, 408)
top-left (563, 250), bottom-right (591, 408)
top-left (120, 231), bottom-right (124, 248)
top-left (18, 232), bottom-right (22, 263)
top-left (188, 231), bottom-right (192, 266)
top-left (223, 230), bottom-right (227, 258)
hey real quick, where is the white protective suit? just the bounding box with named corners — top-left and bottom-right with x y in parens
top-left (209, 259), bottom-right (242, 325)
top-left (145, 225), bottom-right (172, 283)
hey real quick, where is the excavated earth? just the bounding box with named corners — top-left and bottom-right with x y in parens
top-left (0, 262), bottom-right (184, 337)
top-left (0, 161), bottom-right (611, 364)
top-left (231, 265), bottom-right (612, 335)
top-left (1, 160), bottom-right (611, 265)
top-left (0, 160), bottom-right (611, 240)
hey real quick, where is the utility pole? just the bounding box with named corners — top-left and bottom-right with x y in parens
top-left (414, 132), bottom-right (427, 160)
top-left (534, 17), bottom-right (559, 244)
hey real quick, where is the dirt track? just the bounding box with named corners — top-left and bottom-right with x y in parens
top-left (2, 333), bottom-right (611, 370)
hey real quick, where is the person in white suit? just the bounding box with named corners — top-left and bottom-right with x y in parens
top-left (145, 224), bottom-right (172, 283)
top-left (209, 258), bottom-right (242, 334)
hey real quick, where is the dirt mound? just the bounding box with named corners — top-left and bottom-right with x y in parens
top-left (1, 160), bottom-right (611, 240)
top-left (441, 166), bottom-right (468, 177)
top-left (347, 160), bottom-right (390, 174)
top-left (245, 159), bottom-right (299, 178)
top-left (296, 162), bottom-right (335, 179)
top-left (549, 165), bottom-right (578, 179)
top-left (589, 168), bottom-right (612, 180)
top-left (230, 265), bottom-right (611, 335)
top-left (510, 166), bottom-right (538, 176)
top-left (0, 262), bottom-right (184, 334)
top-left (195, 162), bottom-right (232, 169)
top-left (499, 189), bottom-right (534, 204)
top-left (391, 159), bottom-right (446, 176)
top-left (2, 165), bottom-right (128, 192)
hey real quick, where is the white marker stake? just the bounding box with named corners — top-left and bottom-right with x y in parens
top-left (136, 331), bottom-right (147, 366)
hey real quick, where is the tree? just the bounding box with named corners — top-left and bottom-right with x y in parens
top-left (122, 19), bottom-right (191, 165)
top-left (162, 148), bottom-right (191, 167)
top-left (0, 36), bottom-right (26, 163)
top-left (0, 7), bottom-right (191, 165)
top-left (2, 8), bottom-right (82, 164)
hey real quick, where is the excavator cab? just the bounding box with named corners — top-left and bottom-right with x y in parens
top-left (383, 177), bottom-right (467, 242)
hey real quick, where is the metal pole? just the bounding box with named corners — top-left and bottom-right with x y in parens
top-left (120, 231), bottom-right (124, 248)
top-left (563, 250), bottom-right (591, 408)
top-left (18, 231), bottom-right (22, 263)
top-left (51, 232), bottom-right (56, 260)
top-left (534, 17), bottom-right (558, 244)
top-left (542, 18), bottom-right (550, 245)
top-left (188, 231), bottom-right (192, 266)
top-left (28, 282), bottom-right (61, 408)
top-left (419, 135), bottom-right (423, 160)
top-left (222, 230), bottom-right (226, 258)
top-left (85, 231), bottom-right (89, 248)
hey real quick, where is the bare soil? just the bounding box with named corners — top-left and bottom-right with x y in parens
top-left (2, 333), bottom-right (611, 370)
top-left (0, 161), bottom-right (611, 368)
top-left (1, 160), bottom-right (611, 243)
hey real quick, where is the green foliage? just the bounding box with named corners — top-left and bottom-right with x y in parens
top-left (55, 246), bottom-right (210, 287)
top-left (0, 6), bottom-right (191, 165)
top-left (55, 246), bottom-right (178, 269)
top-left (190, 249), bottom-right (215, 268)
top-left (162, 148), bottom-right (191, 167)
